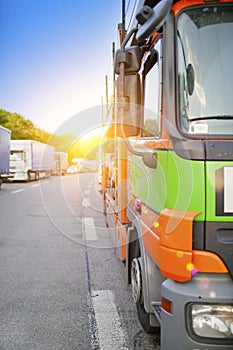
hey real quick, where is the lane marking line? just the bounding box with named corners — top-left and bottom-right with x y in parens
top-left (82, 217), bottom-right (98, 241)
top-left (92, 290), bottom-right (127, 350)
top-left (11, 189), bottom-right (25, 194)
top-left (30, 184), bottom-right (39, 188)
top-left (82, 197), bottom-right (90, 208)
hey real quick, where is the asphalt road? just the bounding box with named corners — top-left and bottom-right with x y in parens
top-left (0, 173), bottom-right (160, 350)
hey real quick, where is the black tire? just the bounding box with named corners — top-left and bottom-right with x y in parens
top-left (136, 302), bottom-right (160, 334)
top-left (131, 256), bottom-right (160, 334)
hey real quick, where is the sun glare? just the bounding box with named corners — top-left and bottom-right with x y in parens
top-left (81, 126), bottom-right (103, 140)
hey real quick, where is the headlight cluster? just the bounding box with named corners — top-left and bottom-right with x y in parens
top-left (190, 304), bottom-right (233, 339)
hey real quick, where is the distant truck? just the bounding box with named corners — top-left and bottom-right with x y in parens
top-left (10, 140), bottom-right (54, 181)
top-left (0, 126), bottom-right (11, 187)
top-left (53, 151), bottom-right (68, 176)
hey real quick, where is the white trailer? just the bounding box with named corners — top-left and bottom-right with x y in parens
top-left (53, 151), bottom-right (68, 176)
top-left (0, 126), bottom-right (11, 187)
top-left (10, 140), bottom-right (54, 181)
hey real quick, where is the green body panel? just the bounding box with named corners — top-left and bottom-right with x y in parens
top-left (128, 149), bottom-right (205, 220)
top-left (166, 151), bottom-right (205, 219)
top-left (129, 148), bottom-right (233, 224)
top-left (206, 161), bottom-right (233, 222)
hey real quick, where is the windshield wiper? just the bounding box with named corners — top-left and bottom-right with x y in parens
top-left (190, 116), bottom-right (233, 122)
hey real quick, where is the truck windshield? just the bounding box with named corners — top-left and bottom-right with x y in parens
top-left (177, 6), bottom-right (233, 136)
top-left (10, 151), bottom-right (24, 161)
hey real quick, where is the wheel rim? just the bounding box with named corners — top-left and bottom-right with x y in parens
top-left (131, 257), bottom-right (142, 304)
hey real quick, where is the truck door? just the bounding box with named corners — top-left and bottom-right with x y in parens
top-left (138, 37), bottom-right (168, 218)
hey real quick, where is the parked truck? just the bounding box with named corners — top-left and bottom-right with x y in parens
top-left (10, 140), bottom-right (54, 181)
top-left (53, 151), bottom-right (68, 176)
top-left (102, 0), bottom-right (233, 349)
top-left (0, 125), bottom-right (11, 187)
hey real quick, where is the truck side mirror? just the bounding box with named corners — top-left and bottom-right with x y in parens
top-left (114, 46), bottom-right (142, 75)
top-left (114, 45), bottom-right (143, 138)
top-left (115, 73), bottom-right (142, 137)
top-left (111, 28), bottom-right (157, 168)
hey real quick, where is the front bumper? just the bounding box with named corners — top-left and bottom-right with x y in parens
top-left (161, 273), bottom-right (233, 350)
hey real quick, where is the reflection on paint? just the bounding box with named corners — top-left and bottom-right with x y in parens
top-left (197, 277), bottom-right (218, 298)
top-left (176, 250), bottom-right (184, 258)
top-left (187, 262), bottom-right (198, 276)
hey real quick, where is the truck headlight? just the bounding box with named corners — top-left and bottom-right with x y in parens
top-left (189, 304), bottom-right (233, 339)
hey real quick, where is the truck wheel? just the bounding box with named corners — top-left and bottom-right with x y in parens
top-left (131, 257), bottom-right (159, 334)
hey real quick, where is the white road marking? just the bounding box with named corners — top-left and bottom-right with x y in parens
top-left (11, 189), bottom-right (25, 194)
top-left (84, 189), bottom-right (91, 195)
top-left (30, 184), bottom-right (39, 188)
top-left (82, 197), bottom-right (90, 207)
top-left (92, 290), bottom-right (127, 350)
top-left (82, 217), bottom-right (98, 241)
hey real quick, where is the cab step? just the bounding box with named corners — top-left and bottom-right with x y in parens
top-left (151, 302), bottom-right (162, 324)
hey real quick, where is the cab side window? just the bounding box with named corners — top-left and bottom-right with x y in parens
top-left (142, 38), bottom-right (162, 138)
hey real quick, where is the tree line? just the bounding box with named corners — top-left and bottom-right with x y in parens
top-left (0, 109), bottom-right (76, 154)
top-left (0, 109), bottom-right (109, 162)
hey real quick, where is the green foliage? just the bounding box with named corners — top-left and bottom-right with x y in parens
top-left (0, 109), bottom-right (51, 143)
top-left (48, 133), bottom-right (76, 152)
top-left (0, 109), bottom-right (100, 161)
top-left (0, 108), bottom-right (76, 150)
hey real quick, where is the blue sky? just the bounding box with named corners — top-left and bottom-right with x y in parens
top-left (0, 0), bottom-right (136, 134)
